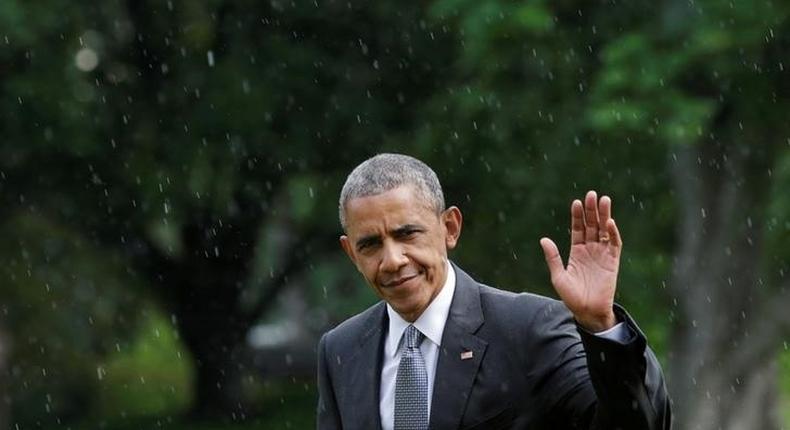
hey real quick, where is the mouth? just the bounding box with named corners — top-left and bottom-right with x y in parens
top-left (381, 272), bottom-right (421, 288)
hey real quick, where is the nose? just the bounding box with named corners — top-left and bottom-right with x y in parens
top-left (380, 241), bottom-right (408, 272)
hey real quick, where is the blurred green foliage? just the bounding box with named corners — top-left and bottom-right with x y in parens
top-left (94, 312), bottom-right (193, 419)
top-left (1, 213), bottom-right (146, 423)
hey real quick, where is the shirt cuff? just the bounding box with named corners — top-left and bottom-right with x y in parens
top-left (592, 321), bottom-right (633, 344)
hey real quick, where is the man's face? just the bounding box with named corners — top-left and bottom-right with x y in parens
top-left (340, 186), bottom-right (462, 322)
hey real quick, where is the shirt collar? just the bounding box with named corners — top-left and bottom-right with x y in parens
top-left (385, 260), bottom-right (456, 357)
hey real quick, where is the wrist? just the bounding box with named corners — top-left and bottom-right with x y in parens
top-left (576, 311), bottom-right (617, 333)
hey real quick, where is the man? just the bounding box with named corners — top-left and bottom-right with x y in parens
top-left (317, 153), bottom-right (671, 429)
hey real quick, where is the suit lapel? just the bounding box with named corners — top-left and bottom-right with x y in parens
top-left (429, 264), bottom-right (487, 430)
top-left (345, 303), bottom-right (386, 430)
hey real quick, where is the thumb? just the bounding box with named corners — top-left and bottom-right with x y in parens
top-left (539, 237), bottom-right (564, 282)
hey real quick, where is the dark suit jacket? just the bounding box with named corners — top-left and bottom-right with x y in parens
top-left (317, 264), bottom-right (671, 429)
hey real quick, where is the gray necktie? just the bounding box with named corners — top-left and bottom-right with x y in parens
top-left (394, 324), bottom-right (429, 430)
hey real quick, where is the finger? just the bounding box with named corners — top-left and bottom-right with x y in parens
top-left (540, 237), bottom-right (565, 281)
top-left (598, 195), bottom-right (612, 242)
top-left (570, 200), bottom-right (584, 245)
top-left (584, 190), bottom-right (599, 242)
top-left (606, 218), bottom-right (623, 251)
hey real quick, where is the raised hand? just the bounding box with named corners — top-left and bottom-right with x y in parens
top-left (539, 191), bottom-right (621, 332)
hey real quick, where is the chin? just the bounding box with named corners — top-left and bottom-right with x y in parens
top-left (393, 296), bottom-right (429, 316)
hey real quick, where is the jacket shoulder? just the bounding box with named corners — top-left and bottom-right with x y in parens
top-left (478, 283), bottom-right (563, 315)
top-left (321, 301), bottom-right (385, 353)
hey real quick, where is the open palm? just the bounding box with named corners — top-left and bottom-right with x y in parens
top-left (540, 191), bottom-right (621, 332)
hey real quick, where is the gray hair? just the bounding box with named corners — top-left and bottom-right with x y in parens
top-left (339, 153), bottom-right (445, 231)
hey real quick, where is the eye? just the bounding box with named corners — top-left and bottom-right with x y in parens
top-left (357, 238), bottom-right (381, 253)
top-left (396, 227), bottom-right (421, 239)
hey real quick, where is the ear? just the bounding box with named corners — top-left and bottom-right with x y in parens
top-left (442, 206), bottom-right (463, 250)
top-left (340, 235), bottom-right (357, 264)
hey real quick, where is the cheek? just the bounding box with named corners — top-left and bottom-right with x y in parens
top-left (358, 259), bottom-right (379, 280)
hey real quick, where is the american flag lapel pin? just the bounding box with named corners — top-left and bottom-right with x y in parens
top-left (460, 350), bottom-right (474, 360)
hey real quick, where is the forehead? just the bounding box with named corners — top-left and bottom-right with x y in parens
top-left (343, 186), bottom-right (436, 235)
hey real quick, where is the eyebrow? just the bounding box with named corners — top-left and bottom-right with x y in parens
top-left (392, 224), bottom-right (423, 236)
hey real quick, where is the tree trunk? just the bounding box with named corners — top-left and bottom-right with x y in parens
top-left (158, 219), bottom-right (261, 420)
top-left (667, 134), bottom-right (785, 429)
top-left (179, 320), bottom-right (250, 420)
top-left (681, 357), bottom-right (780, 430)
top-left (147, 208), bottom-right (328, 419)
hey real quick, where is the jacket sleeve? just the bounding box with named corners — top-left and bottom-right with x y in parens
top-left (578, 304), bottom-right (672, 429)
top-left (537, 302), bottom-right (672, 429)
top-left (317, 332), bottom-right (342, 430)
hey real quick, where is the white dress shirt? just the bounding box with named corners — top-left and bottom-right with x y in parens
top-left (379, 261), bottom-right (630, 430)
top-left (380, 260), bottom-right (456, 430)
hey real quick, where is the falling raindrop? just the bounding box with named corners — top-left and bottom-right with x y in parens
top-left (96, 366), bottom-right (105, 380)
top-left (75, 48), bottom-right (99, 71)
